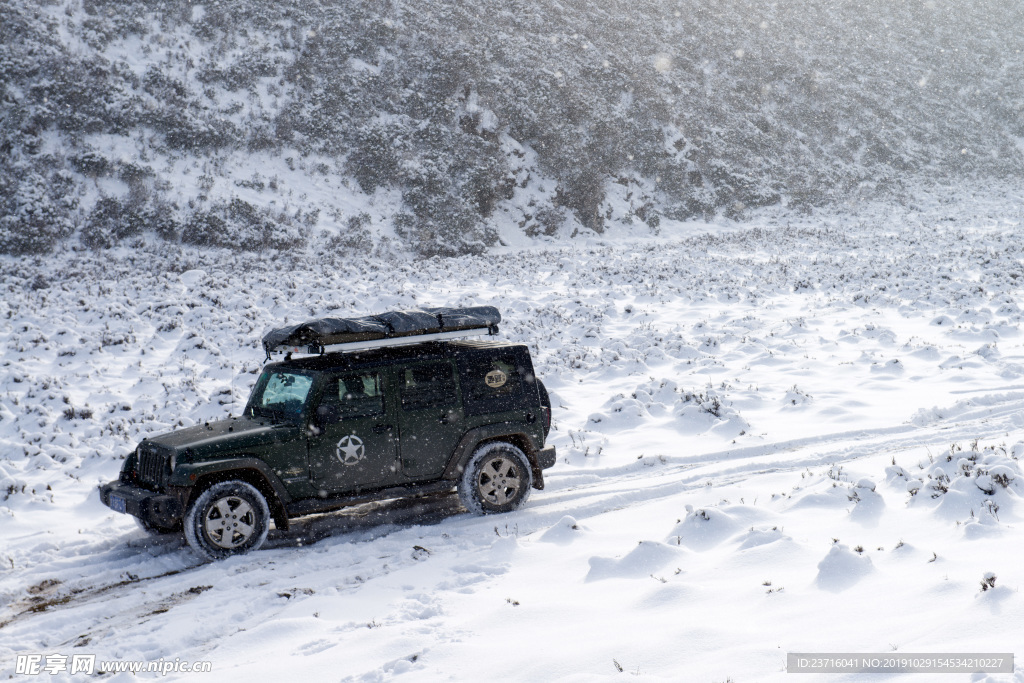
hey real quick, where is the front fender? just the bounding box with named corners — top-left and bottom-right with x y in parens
top-left (171, 457), bottom-right (293, 505)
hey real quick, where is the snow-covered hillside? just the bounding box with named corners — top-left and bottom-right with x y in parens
top-left (3, 0), bottom-right (1024, 256)
top-left (2, 198), bottom-right (1024, 680)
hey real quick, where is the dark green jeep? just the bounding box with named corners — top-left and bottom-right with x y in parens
top-left (99, 307), bottom-right (555, 560)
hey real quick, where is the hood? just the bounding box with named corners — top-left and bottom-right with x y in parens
top-left (146, 416), bottom-right (288, 458)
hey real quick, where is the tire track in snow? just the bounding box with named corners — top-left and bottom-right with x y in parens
top-left (527, 393), bottom-right (1024, 528)
top-left (2, 392), bottom-right (1021, 662)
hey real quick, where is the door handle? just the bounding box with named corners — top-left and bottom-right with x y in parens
top-left (439, 414), bottom-right (450, 425)
top-left (374, 424), bottom-right (393, 434)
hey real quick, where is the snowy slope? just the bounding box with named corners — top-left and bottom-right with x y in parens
top-left (2, 199), bottom-right (1024, 680)
top-left (4, 0), bottom-right (1024, 256)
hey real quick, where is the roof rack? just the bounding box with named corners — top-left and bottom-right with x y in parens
top-left (278, 327), bottom-right (497, 356)
top-left (262, 307), bottom-right (500, 359)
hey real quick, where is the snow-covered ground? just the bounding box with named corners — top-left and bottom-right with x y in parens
top-left (2, 205), bottom-right (1024, 681)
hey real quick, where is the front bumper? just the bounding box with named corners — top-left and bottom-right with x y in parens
top-left (99, 481), bottom-right (184, 528)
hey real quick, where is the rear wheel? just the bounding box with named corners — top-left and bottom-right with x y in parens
top-left (184, 480), bottom-right (270, 561)
top-left (458, 442), bottom-right (532, 515)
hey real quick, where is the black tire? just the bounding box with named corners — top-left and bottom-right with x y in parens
top-left (458, 442), bottom-right (533, 515)
top-left (134, 516), bottom-right (182, 535)
top-left (184, 480), bottom-right (270, 561)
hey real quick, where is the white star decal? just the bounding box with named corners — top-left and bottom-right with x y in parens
top-left (335, 434), bottom-right (365, 465)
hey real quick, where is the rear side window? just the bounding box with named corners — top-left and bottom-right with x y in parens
top-left (401, 361), bottom-right (458, 411)
top-left (459, 354), bottom-right (527, 415)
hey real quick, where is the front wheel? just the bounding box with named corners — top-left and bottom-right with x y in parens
top-left (184, 480), bottom-right (270, 561)
top-left (458, 442), bottom-right (533, 515)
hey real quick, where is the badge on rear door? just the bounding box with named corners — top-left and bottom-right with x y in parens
top-left (485, 369), bottom-right (507, 388)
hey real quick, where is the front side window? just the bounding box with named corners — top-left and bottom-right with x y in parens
top-left (319, 371), bottom-right (384, 420)
top-left (248, 370), bottom-right (314, 419)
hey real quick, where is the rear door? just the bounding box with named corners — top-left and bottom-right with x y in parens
top-left (394, 359), bottom-right (465, 478)
top-left (306, 369), bottom-right (401, 494)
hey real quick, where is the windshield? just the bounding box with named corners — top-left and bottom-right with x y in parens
top-left (247, 370), bottom-right (314, 419)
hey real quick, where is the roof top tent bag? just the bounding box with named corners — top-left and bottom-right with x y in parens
top-left (374, 310), bottom-right (444, 337)
top-left (261, 317), bottom-right (389, 355)
top-left (263, 306), bottom-right (501, 357)
top-left (429, 307), bottom-right (501, 332)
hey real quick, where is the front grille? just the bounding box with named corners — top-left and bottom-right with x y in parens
top-left (136, 443), bottom-right (170, 488)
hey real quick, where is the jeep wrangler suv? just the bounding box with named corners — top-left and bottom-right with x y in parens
top-left (99, 307), bottom-right (555, 560)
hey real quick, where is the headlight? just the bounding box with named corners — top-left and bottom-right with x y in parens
top-left (169, 452), bottom-right (177, 473)
top-left (121, 447), bottom-right (139, 482)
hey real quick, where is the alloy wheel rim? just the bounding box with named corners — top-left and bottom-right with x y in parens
top-left (203, 495), bottom-right (256, 548)
top-left (477, 456), bottom-right (521, 505)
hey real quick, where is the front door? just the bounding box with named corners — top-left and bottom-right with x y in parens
top-left (306, 369), bottom-right (401, 494)
top-left (395, 360), bottom-right (466, 478)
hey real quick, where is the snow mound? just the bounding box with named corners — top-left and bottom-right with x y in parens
top-left (848, 478), bottom-right (885, 525)
top-left (179, 269), bottom-right (208, 287)
top-left (586, 541), bottom-right (687, 582)
top-left (962, 514), bottom-right (1003, 540)
top-left (884, 465), bottom-right (912, 486)
top-left (735, 527), bottom-right (791, 551)
top-left (908, 443), bottom-right (1023, 523)
top-left (908, 344), bottom-right (941, 360)
top-left (674, 389), bottom-right (750, 438)
top-left (787, 483), bottom-right (854, 510)
top-left (815, 544), bottom-right (875, 592)
top-left (588, 380), bottom-right (749, 438)
top-left (666, 506), bottom-right (750, 551)
top-left (859, 324), bottom-right (897, 345)
top-left (782, 385), bottom-right (813, 408)
top-left (539, 515), bottom-right (586, 545)
top-left (975, 342), bottom-right (1000, 361)
top-left (870, 358), bottom-right (904, 375)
